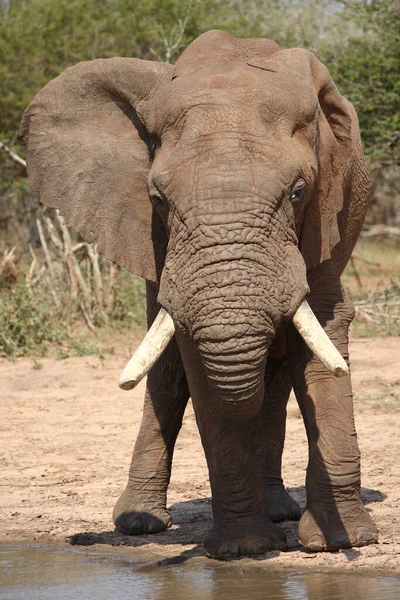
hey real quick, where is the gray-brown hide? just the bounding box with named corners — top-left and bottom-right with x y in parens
top-left (21, 30), bottom-right (378, 559)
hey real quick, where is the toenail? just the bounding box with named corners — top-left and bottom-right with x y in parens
top-left (269, 507), bottom-right (286, 521)
top-left (290, 504), bottom-right (302, 519)
top-left (356, 528), bottom-right (376, 544)
top-left (330, 531), bottom-right (352, 549)
top-left (127, 521), bottom-right (143, 534)
top-left (275, 537), bottom-right (288, 551)
top-left (306, 535), bottom-right (326, 551)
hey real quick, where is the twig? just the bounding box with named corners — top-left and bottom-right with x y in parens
top-left (0, 141), bottom-right (26, 167)
top-left (351, 255), bottom-right (382, 268)
top-left (370, 16), bottom-right (400, 42)
top-left (104, 263), bottom-right (117, 315)
top-left (350, 256), bottom-right (363, 290)
top-left (55, 213), bottom-right (79, 300)
top-left (355, 301), bottom-right (400, 308)
top-left (354, 308), bottom-right (381, 325)
top-left (0, 246), bottom-right (17, 278)
top-left (26, 245), bottom-right (37, 293)
top-left (72, 242), bottom-right (87, 253)
top-left (152, 0), bottom-right (192, 63)
top-left (148, 47), bottom-right (163, 62)
top-left (354, 279), bottom-right (400, 328)
top-left (79, 302), bottom-right (96, 332)
top-left (361, 225), bottom-right (400, 237)
top-left (36, 218), bottom-right (55, 279)
top-left (44, 217), bottom-right (63, 252)
top-left (3, 246), bottom-right (16, 260)
top-left (36, 218), bottom-right (61, 306)
top-left (86, 243), bottom-right (107, 323)
top-left (31, 264), bottom-right (46, 287)
top-left (44, 274), bottom-right (60, 308)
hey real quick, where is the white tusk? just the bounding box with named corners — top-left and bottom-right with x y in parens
top-left (292, 300), bottom-right (349, 378)
top-left (119, 308), bottom-right (175, 391)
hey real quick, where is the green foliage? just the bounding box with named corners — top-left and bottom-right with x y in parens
top-left (320, 0), bottom-right (400, 162)
top-left (1, 0), bottom-right (397, 168)
top-left (0, 0), bottom-right (398, 351)
top-left (0, 0), bottom-right (227, 141)
top-left (349, 278), bottom-right (400, 337)
top-left (0, 284), bottom-right (64, 356)
top-left (0, 263), bottom-right (146, 357)
top-left (360, 391), bottom-right (400, 409)
top-left (112, 270), bottom-right (146, 326)
top-left (215, 0), bottom-right (338, 48)
top-left (343, 236), bottom-right (400, 338)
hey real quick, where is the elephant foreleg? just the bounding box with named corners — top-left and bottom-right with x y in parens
top-left (175, 331), bottom-right (287, 559)
top-left (113, 282), bottom-right (189, 535)
top-left (286, 286), bottom-right (378, 551)
top-left (251, 356), bottom-right (302, 522)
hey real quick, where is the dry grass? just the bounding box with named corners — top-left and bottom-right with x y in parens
top-left (343, 237), bottom-right (400, 337)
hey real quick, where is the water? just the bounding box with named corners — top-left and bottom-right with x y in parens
top-left (0, 545), bottom-right (399, 600)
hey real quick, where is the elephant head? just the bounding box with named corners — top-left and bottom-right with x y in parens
top-left (21, 30), bottom-right (353, 421)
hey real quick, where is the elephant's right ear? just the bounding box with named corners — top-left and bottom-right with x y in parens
top-left (20, 58), bottom-right (174, 282)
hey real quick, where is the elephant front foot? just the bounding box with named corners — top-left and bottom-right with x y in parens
top-left (113, 487), bottom-right (171, 535)
top-left (264, 484), bottom-right (302, 522)
top-left (299, 498), bottom-right (378, 551)
top-left (204, 520), bottom-right (287, 559)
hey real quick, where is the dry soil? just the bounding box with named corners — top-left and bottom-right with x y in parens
top-left (1, 335), bottom-right (399, 574)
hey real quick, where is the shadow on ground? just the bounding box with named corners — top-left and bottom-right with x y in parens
top-left (68, 487), bottom-right (386, 563)
top-left (68, 497), bottom-right (212, 557)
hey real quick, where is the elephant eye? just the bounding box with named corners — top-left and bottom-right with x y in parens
top-left (150, 195), bottom-right (164, 207)
top-left (290, 181), bottom-right (306, 203)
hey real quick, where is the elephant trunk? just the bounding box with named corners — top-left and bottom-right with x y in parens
top-left (198, 334), bottom-right (269, 421)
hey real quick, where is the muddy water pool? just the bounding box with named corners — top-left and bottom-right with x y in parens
top-left (0, 545), bottom-right (399, 600)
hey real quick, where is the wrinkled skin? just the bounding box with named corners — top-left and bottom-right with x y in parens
top-left (21, 30), bottom-right (378, 559)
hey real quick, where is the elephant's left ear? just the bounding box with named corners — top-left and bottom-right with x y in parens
top-left (268, 49), bottom-right (369, 270)
top-left (302, 52), bottom-right (357, 269)
top-left (301, 51), bottom-right (369, 270)
top-left (20, 58), bottom-right (174, 282)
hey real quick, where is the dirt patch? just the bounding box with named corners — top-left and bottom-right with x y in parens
top-left (0, 336), bottom-right (399, 574)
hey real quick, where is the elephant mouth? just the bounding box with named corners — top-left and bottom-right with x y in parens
top-left (118, 300), bottom-right (349, 391)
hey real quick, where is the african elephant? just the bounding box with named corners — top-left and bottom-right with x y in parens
top-left (20, 30), bottom-right (378, 559)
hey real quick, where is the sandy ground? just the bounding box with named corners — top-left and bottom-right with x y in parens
top-left (1, 335), bottom-right (399, 575)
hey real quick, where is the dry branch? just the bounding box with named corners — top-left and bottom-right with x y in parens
top-left (44, 273), bottom-right (60, 308)
top-left (72, 242), bottom-right (87, 253)
top-left (354, 282), bottom-right (400, 328)
top-left (55, 212), bottom-right (80, 300)
top-left (0, 246), bottom-right (17, 278)
top-left (350, 256), bottom-right (363, 290)
top-left (0, 141), bottom-right (26, 167)
top-left (149, 0), bottom-right (192, 62)
top-left (0, 247), bottom-right (17, 288)
top-left (104, 263), bottom-right (117, 314)
top-left (26, 245), bottom-right (37, 293)
top-left (86, 243), bottom-right (107, 323)
top-left (31, 264), bottom-right (46, 288)
top-left (44, 217), bottom-right (63, 252)
top-left (33, 213), bottom-right (119, 329)
top-left (36, 218), bottom-right (55, 279)
top-left (361, 225), bottom-right (400, 237)
top-left (79, 302), bottom-right (96, 332)
top-left (351, 255), bottom-right (382, 268)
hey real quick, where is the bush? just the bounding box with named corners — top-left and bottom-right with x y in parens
top-left (0, 233), bottom-right (147, 357)
top-left (0, 284), bottom-right (64, 356)
top-left (111, 270), bottom-right (147, 326)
